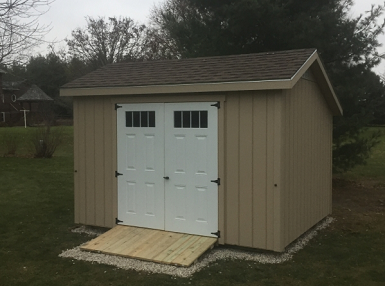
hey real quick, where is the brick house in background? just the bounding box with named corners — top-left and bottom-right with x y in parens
top-left (0, 68), bottom-right (53, 126)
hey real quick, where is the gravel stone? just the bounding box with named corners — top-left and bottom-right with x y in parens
top-left (70, 225), bottom-right (105, 236)
top-left (59, 217), bottom-right (334, 278)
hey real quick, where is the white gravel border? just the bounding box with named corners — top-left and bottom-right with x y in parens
top-left (59, 217), bottom-right (334, 278)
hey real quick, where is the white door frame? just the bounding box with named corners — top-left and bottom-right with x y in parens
top-left (117, 102), bottom-right (218, 237)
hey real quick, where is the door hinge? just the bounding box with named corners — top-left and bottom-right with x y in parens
top-left (211, 101), bottom-right (220, 109)
top-left (115, 171), bottom-right (123, 177)
top-left (115, 218), bottom-right (123, 224)
top-left (211, 178), bottom-right (220, 186)
top-left (211, 230), bottom-right (220, 238)
top-left (115, 104), bottom-right (122, 110)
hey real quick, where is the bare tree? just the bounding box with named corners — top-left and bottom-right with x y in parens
top-left (66, 16), bottom-right (146, 69)
top-left (0, 0), bottom-right (54, 65)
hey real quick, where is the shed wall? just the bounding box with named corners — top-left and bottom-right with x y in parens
top-left (224, 90), bottom-right (283, 251)
top-left (281, 78), bottom-right (333, 247)
top-left (73, 85), bottom-right (332, 252)
top-left (73, 96), bottom-right (116, 227)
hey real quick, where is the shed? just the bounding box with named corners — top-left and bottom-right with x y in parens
top-left (61, 48), bottom-right (342, 252)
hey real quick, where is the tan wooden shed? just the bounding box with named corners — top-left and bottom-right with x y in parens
top-left (61, 48), bottom-right (342, 252)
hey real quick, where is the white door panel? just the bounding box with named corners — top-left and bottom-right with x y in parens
top-left (117, 103), bottom-right (165, 230)
top-left (164, 103), bottom-right (218, 237)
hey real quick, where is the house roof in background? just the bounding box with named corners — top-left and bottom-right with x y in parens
top-left (62, 49), bottom-right (317, 89)
top-left (18, 85), bottom-right (53, 101)
top-left (2, 81), bottom-right (25, 91)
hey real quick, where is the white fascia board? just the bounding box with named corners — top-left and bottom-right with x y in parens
top-left (60, 79), bottom-right (293, 97)
top-left (290, 50), bottom-right (318, 81)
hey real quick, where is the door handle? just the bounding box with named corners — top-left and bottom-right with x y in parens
top-left (163, 176), bottom-right (169, 180)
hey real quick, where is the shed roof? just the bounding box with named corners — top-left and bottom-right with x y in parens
top-left (63, 49), bottom-right (316, 89)
top-left (61, 48), bottom-right (342, 115)
top-left (18, 85), bottom-right (53, 101)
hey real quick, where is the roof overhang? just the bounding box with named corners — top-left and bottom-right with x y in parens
top-left (60, 51), bottom-right (342, 116)
top-left (290, 51), bottom-right (343, 116)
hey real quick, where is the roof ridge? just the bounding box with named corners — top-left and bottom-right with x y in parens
top-left (109, 48), bottom-right (317, 66)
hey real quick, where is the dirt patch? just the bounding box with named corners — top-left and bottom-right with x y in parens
top-left (332, 178), bottom-right (385, 232)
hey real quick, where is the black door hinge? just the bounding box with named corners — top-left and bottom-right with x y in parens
top-left (211, 178), bottom-right (220, 186)
top-left (115, 171), bottom-right (123, 177)
top-left (115, 218), bottom-right (123, 224)
top-left (115, 104), bottom-right (122, 110)
top-left (211, 101), bottom-right (220, 109)
top-left (211, 230), bottom-right (220, 238)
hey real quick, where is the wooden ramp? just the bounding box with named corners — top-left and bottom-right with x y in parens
top-left (80, 225), bottom-right (217, 267)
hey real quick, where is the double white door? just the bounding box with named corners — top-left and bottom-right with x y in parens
top-left (117, 102), bottom-right (218, 237)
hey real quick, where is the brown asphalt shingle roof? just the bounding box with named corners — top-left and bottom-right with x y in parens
top-left (62, 49), bottom-right (317, 89)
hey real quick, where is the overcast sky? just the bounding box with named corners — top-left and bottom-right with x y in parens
top-left (37, 0), bottom-right (163, 49)
top-left (36, 0), bottom-right (385, 71)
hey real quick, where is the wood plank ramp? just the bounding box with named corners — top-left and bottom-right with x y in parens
top-left (80, 225), bottom-right (217, 267)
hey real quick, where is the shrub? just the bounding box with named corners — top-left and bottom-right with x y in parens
top-left (2, 129), bottom-right (20, 156)
top-left (31, 126), bottom-right (64, 158)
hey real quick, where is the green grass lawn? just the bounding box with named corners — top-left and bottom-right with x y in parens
top-left (0, 126), bottom-right (74, 157)
top-left (0, 126), bottom-right (384, 285)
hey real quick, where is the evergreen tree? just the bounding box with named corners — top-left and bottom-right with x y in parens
top-left (150, 0), bottom-right (385, 172)
top-left (26, 53), bottom-right (68, 99)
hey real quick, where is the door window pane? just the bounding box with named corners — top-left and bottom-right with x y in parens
top-left (133, 111), bottom-right (140, 127)
top-left (141, 111), bottom-right (148, 127)
top-left (174, 111), bottom-right (182, 128)
top-left (126, 111), bottom-right (133, 127)
top-left (174, 110), bottom-right (208, 128)
top-left (182, 111), bottom-right (191, 128)
top-left (191, 111), bottom-right (199, 128)
top-left (126, 111), bottom-right (155, 127)
top-left (200, 111), bottom-right (208, 128)
top-left (149, 111), bottom-right (155, 127)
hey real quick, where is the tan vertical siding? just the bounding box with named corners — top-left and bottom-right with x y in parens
top-left (224, 90), bottom-right (283, 251)
top-left (73, 98), bottom-right (80, 223)
top-left (282, 78), bottom-right (333, 247)
top-left (252, 94), bottom-right (267, 249)
top-left (111, 99), bottom-right (118, 227)
top-left (273, 92), bottom-right (284, 251)
top-left (265, 95), bottom-right (276, 250)
top-left (238, 93), bottom-right (253, 247)
top-left (103, 98), bottom-right (114, 228)
top-left (73, 96), bottom-right (116, 227)
top-left (75, 97), bottom-right (87, 224)
top-left (84, 98), bottom-right (96, 224)
top-left (225, 94), bottom-right (240, 245)
top-left (217, 102), bottom-right (226, 245)
top-left (94, 97), bottom-right (105, 226)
